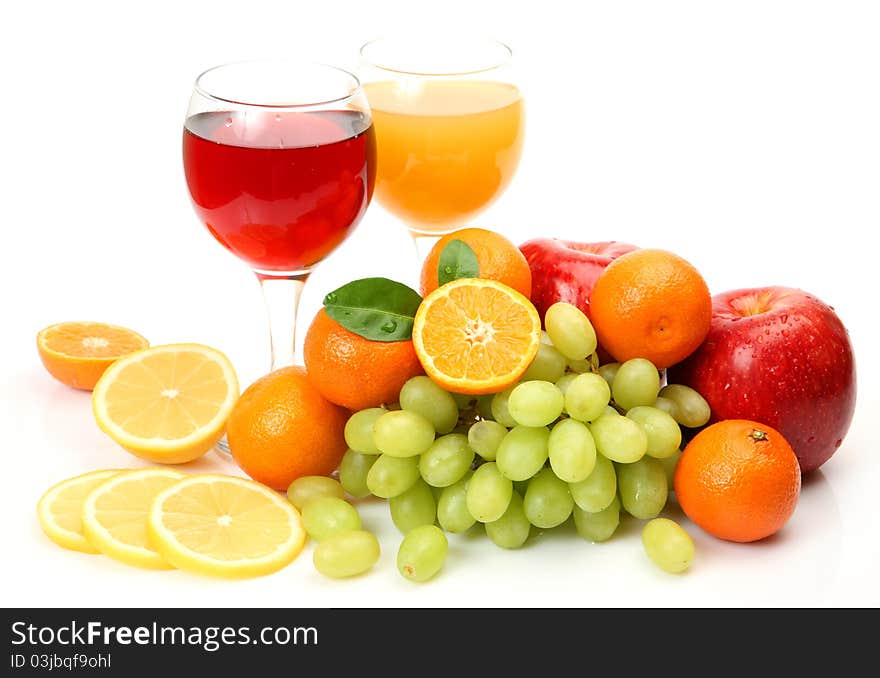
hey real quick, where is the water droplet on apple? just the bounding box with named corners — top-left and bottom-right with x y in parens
top-left (780, 314), bottom-right (789, 324)
top-left (224, 117), bottom-right (233, 127)
top-left (274, 113), bottom-right (282, 122)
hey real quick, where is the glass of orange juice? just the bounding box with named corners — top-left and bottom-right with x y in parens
top-left (359, 37), bottom-right (525, 259)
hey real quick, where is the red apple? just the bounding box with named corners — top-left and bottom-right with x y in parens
top-left (668, 286), bottom-right (856, 473)
top-left (519, 239), bottom-right (639, 320)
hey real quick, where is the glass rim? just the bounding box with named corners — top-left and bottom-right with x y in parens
top-left (359, 37), bottom-right (513, 77)
top-left (193, 59), bottom-right (363, 109)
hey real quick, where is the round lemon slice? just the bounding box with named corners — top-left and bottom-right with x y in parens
top-left (147, 474), bottom-right (306, 578)
top-left (37, 469), bottom-right (122, 553)
top-left (91, 343), bottom-right (239, 464)
top-left (82, 468), bottom-right (186, 569)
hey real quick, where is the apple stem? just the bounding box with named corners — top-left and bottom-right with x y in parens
top-left (750, 429), bottom-right (769, 442)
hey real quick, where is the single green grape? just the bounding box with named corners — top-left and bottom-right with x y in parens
top-left (658, 384), bottom-right (711, 428)
top-left (626, 406), bottom-right (682, 459)
top-left (496, 425), bottom-right (550, 481)
top-left (491, 387), bottom-right (518, 427)
top-left (548, 418), bottom-right (597, 482)
top-left (399, 376), bottom-right (460, 434)
top-left (523, 467), bottom-right (574, 529)
top-left (520, 343), bottom-right (568, 382)
top-left (617, 456), bottom-right (668, 519)
top-left (642, 518), bottom-right (694, 574)
top-left (467, 420), bottom-right (508, 461)
top-left (612, 358), bottom-right (661, 410)
top-left (338, 449), bottom-right (377, 499)
top-left (389, 478), bottom-right (436, 534)
top-left (589, 411), bottom-right (648, 463)
top-left (344, 407), bottom-right (386, 454)
top-left (437, 472), bottom-right (475, 533)
top-left (287, 475), bottom-right (344, 510)
top-left (485, 491), bottom-right (530, 549)
top-left (565, 372), bottom-right (612, 422)
top-left (544, 302), bottom-right (598, 361)
top-left (508, 380), bottom-right (565, 427)
top-left (397, 525), bottom-right (448, 583)
top-left (418, 433), bottom-right (474, 487)
top-left (366, 454), bottom-right (420, 498)
top-left (652, 396), bottom-right (680, 419)
top-left (573, 496), bottom-right (621, 542)
top-left (301, 496), bottom-right (361, 541)
top-left (466, 462), bottom-right (513, 522)
top-left (313, 530), bottom-right (380, 578)
top-left (372, 410), bottom-right (436, 458)
top-left (569, 452), bottom-right (617, 512)
top-left (598, 362), bottom-right (621, 386)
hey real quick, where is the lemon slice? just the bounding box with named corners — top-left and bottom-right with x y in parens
top-left (37, 469), bottom-right (122, 553)
top-left (82, 468), bottom-right (186, 569)
top-left (147, 474), bottom-right (306, 578)
top-left (92, 343), bottom-right (239, 464)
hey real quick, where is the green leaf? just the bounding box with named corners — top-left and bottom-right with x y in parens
top-left (437, 239), bottom-right (479, 286)
top-left (323, 278), bottom-right (422, 342)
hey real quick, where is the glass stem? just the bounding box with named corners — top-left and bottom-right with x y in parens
top-left (256, 272), bottom-right (310, 370)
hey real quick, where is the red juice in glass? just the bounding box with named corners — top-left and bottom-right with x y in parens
top-left (183, 109), bottom-right (376, 273)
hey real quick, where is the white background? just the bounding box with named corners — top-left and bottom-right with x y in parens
top-left (2, 0), bottom-right (878, 607)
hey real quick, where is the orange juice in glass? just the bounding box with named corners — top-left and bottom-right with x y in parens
top-left (360, 38), bottom-right (525, 254)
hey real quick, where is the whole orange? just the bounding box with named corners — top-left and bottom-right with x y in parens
top-left (304, 309), bottom-right (424, 410)
top-left (226, 366), bottom-right (349, 491)
top-left (420, 227), bottom-right (532, 298)
top-left (589, 248), bottom-right (712, 369)
top-left (674, 419), bottom-right (801, 543)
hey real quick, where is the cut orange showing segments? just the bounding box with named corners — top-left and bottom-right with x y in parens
top-left (37, 321), bottom-right (149, 390)
top-left (37, 469), bottom-right (121, 553)
top-left (147, 474), bottom-right (306, 578)
top-left (413, 278), bottom-right (541, 395)
top-left (92, 344), bottom-right (239, 464)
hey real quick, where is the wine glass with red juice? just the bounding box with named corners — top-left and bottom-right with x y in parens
top-left (184, 61), bottom-right (375, 355)
top-left (183, 60), bottom-right (375, 453)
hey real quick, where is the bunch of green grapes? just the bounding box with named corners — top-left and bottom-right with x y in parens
top-left (305, 302), bottom-right (711, 580)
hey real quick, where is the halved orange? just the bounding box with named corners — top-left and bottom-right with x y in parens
top-left (92, 344), bottom-right (239, 464)
top-left (37, 321), bottom-right (149, 390)
top-left (413, 278), bottom-right (541, 395)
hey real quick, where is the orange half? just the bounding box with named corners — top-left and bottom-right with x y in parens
top-left (413, 278), bottom-right (541, 395)
top-left (37, 321), bottom-right (149, 390)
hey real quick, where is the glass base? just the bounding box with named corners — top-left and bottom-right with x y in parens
top-left (215, 434), bottom-right (232, 457)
